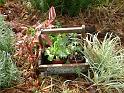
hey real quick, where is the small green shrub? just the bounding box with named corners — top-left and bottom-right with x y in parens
top-left (0, 15), bottom-right (20, 88)
top-left (0, 15), bottom-right (15, 53)
top-left (82, 33), bottom-right (124, 92)
top-left (0, 51), bottom-right (20, 88)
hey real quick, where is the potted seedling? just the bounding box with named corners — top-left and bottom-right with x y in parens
top-left (68, 33), bottom-right (85, 64)
top-left (45, 34), bottom-right (71, 64)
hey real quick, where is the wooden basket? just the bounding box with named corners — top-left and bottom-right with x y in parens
top-left (38, 25), bottom-right (96, 75)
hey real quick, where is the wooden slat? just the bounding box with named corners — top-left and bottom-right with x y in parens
top-left (39, 63), bottom-right (89, 75)
top-left (41, 25), bottom-right (85, 34)
top-left (39, 63), bottom-right (89, 68)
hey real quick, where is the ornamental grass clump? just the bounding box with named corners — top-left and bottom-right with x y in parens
top-left (82, 33), bottom-right (124, 92)
top-left (0, 15), bottom-right (20, 88)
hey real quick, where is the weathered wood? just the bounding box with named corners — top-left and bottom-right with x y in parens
top-left (39, 63), bottom-right (88, 68)
top-left (41, 25), bottom-right (96, 34)
top-left (39, 63), bottom-right (89, 75)
top-left (41, 25), bottom-right (85, 33)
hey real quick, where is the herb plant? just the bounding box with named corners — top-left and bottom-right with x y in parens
top-left (0, 15), bottom-right (20, 88)
top-left (67, 33), bottom-right (84, 63)
top-left (45, 34), bottom-right (71, 61)
top-left (0, 51), bottom-right (20, 88)
top-left (0, 15), bottom-right (15, 53)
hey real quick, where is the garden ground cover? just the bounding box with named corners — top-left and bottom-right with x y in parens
top-left (0, 0), bottom-right (124, 93)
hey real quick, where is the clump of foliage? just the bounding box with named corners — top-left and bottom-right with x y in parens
top-left (26, 27), bottom-right (36, 36)
top-left (93, 0), bottom-right (112, 6)
top-left (29, 0), bottom-right (113, 16)
top-left (0, 51), bottom-right (20, 88)
top-left (0, 15), bottom-right (20, 88)
top-left (29, 0), bottom-right (49, 12)
top-left (61, 0), bottom-right (82, 16)
top-left (45, 34), bottom-right (71, 61)
top-left (0, 15), bottom-right (15, 53)
top-left (68, 33), bottom-right (82, 54)
top-left (45, 33), bottom-right (84, 62)
top-left (29, 0), bottom-right (92, 16)
top-left (82, 33), bottom-right (124, 92)
top-left (0, 0), bottom-right (5, 6)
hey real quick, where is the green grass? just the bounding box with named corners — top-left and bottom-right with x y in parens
top-left (82, 33), bottom-right (124, 92)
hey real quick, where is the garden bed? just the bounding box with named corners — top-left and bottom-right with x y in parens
top-left (1, 0), bottom-right (124, 93)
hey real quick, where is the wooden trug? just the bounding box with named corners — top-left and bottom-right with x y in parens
top-left (39, 25), bottom-right (96, 75)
